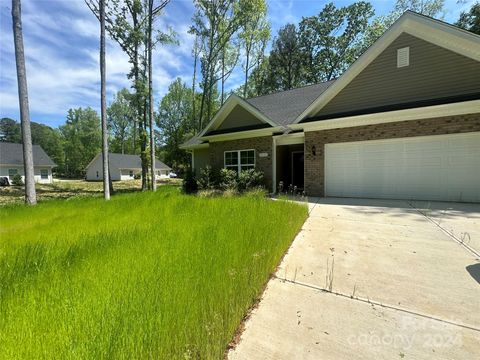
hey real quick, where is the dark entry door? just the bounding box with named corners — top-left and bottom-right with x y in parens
top-left (291, 151), bottom-right (304, 189)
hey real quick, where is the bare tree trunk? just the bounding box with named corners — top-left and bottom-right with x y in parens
top-left (192, 35), bottom-right (198, 129)
top-left (221, 49), bottom-right (225, 105)
top-left (12, 0), bottom-right (36, 205)
top-left (100, 0), bottom-right (110, 200)
top-left (148, 0), bottom-right (156, 192)
top-left (243, 50), bottom-right (249, 98)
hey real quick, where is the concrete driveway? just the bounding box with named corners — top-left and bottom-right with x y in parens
top-left (229, 198), bottom-right (480, 359)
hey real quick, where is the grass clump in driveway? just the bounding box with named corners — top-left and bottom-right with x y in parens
top-left (0, 187), bottom-right (307, 359)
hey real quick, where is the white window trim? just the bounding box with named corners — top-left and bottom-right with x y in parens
top-left (8, 168), bottom-right (18, 178)
top-left (40, 169), bottom-right (49, 179)
top-left (224, 149), bottom-right (256, 173)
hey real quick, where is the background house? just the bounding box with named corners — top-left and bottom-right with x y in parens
top-left (0, 142), bottom-right (56, 184)
top-left (85, 153), bottom-right (171, 181)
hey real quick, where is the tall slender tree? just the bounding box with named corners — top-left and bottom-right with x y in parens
top-left (12, 0), bottom-right (36, 205)
top-left (99, 0), bottom-right (110, 199)
top-left (147, 0), bottom-right (156, 191)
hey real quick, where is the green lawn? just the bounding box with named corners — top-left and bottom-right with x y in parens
top-left (0, 187), bottom-right (307, 359)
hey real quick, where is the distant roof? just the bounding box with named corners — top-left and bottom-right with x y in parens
top-left (245, 81), bottom-right (335, 126)
top-left (88, 153), bottom-right (171, 170)
top-left (0, 142), bottom-right (56, 167)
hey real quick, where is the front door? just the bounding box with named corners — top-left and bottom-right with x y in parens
top-left (291, 151), bottom-right (304, 189)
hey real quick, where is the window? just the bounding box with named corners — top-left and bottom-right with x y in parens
top-left (8, 169), bottom-right (17, 178)
top-left (224, 150), bottom-right (255, 172)
top-left (397, 47), bottom-right (409, 68)
top-left (129, 170), bottom-right (134, 177)
top-left (96, 171), bottom-right (99, 178)
top-left (40, 169), bottom-right (48, 179)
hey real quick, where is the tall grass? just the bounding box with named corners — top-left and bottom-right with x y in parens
top-left (0, 187), bottom-right (307, 359)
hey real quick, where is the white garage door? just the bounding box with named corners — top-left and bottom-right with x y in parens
top-left (325, 132), bottom-right (480, 202)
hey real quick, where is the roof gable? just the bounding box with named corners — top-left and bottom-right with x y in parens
top-left (199, 94), bottom-right (278, 137)
top-left (295, 11), bottom-right (480, 123)
top-left (0, 142), bottom-right (56, 167)
top-left (311, 33), bottom-right (480, 119)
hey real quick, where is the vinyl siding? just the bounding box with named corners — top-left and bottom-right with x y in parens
top-left (315, 33), bottom-right (480, 117)
top-left (216, 105), bottom-right (265, 130)
top-left (192, 148), bottom-right (210, 174)
top-left (0, 166), bottom-right (54, 184)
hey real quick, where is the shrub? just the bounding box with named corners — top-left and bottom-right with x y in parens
top-left (12, 174), bottom-right (23, 186)
top-left (197, 189), bottom-right (223, 198)
top-left (182, 168), bottom-right (197, 194)
top-left (197, 166), bottom-right (219, 190)
top-left (238, 169), bottom-right (264, 192)
top-left (133, 173), bottom-right (141, 180)
top-left (244, 187), bottom-right (268, 198)
top-left (219, 168), bottom-right (238, 191)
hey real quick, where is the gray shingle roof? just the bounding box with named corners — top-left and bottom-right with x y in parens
top-left (181, 80), bottom-right (335, 148)
top-left (245, 80), bottom-right (335, 126)
top-left (0, 142), bottom-right (57, 166)
top-left (92, 153), bottom-right (171, 170)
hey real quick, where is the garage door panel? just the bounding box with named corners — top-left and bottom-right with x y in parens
top-left (325, 132), bottom-right (480, 202)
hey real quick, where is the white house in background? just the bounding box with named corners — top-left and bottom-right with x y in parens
top-left (0, 142), bottom-right (56, 184)
top-left (85, 153), bottom-right (171, 181)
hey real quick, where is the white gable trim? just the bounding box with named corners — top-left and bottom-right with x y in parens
top-left (293, 11), bottom-right (480, 124)
top-left (202, 126), bottom-right (282, 142)
top-left (198, 94), bottom-right (277, 137)
top-left (289, 100), bottom-right (480, 132)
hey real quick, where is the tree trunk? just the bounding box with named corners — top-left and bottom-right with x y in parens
top-left (192, 35), bottom-right (198, 128)
top-left (243, 50), bottom-right (249, 98)
top-left (148, 0), bottom-right (156, 192)
top-left (12, 0), bottom-right (36, 205)
top-left (221, 50), bottom-right (225, 105)
top-left (100, 0), bottom-right (110, 200)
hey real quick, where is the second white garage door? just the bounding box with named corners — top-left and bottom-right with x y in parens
top-left (325, 132), bottom-right (480, 202)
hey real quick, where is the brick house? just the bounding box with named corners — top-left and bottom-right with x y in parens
top-left (181, 12), bottom-right (480, 202)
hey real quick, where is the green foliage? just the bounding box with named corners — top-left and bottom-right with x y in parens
top-left (182, 167), bottom-right (198, 194)
top-left (107, 88), bottom-right (135, 154)
top-left (0, 118), bottom-right (21, 143)
top-left (11, 174), bottom-right (23, 186)
top-left (0, 188), bottom-right (308, 358)
top-left (267, 23), bottom-right (305, 91)
top-left (219, 168), bottom-right (238, 191)
top-left (157, 78), bottom-right (195, 169)
top-left (299, 2), bottom-right (374, 83)
top-left (238, 169), bottom-right (264, 192)
top-left (456, 2), bottom-right (480, 35)
top-left (59, 107), bottom-right (101, 178)
top-left (30, 122), bottom-right (64, 171)
top-left (197, 165), bottom-right (219, 190)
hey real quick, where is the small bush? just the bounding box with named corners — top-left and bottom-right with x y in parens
top-left (197, 189), bottom-right (223, 198)
top-left (219, 168), bottom-right (238, 191)
top-left (133, 173), bottom-right (141, 180)
top-left (244, 187), bottom-right (268, 198)
top-left (197, 166), bottom-right (219, 190)
top-left (182, 168), bottom-right (197, 194)
top-left (12, 174), bottom-right (23, 186)
top-left (238, 169), bottom-right (264, 192)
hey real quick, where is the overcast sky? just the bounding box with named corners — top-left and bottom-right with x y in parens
top-left (0, 0), bottom-right (473, 127)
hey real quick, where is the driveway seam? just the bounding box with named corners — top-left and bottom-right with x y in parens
top-left (407, 201), bottom-right (480, 258)
top-left (274, 276), bottom-right (480, 333)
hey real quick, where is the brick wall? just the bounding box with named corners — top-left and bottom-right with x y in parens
top-left (208, 136), bottom-right (273, 189)
top-left (304, 113), bottom-right (480, 196)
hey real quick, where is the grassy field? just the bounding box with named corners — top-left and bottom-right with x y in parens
top-left (0, 187), bottom-right (307, 359)
top-left (0, 178), bottom-right (181, 206)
